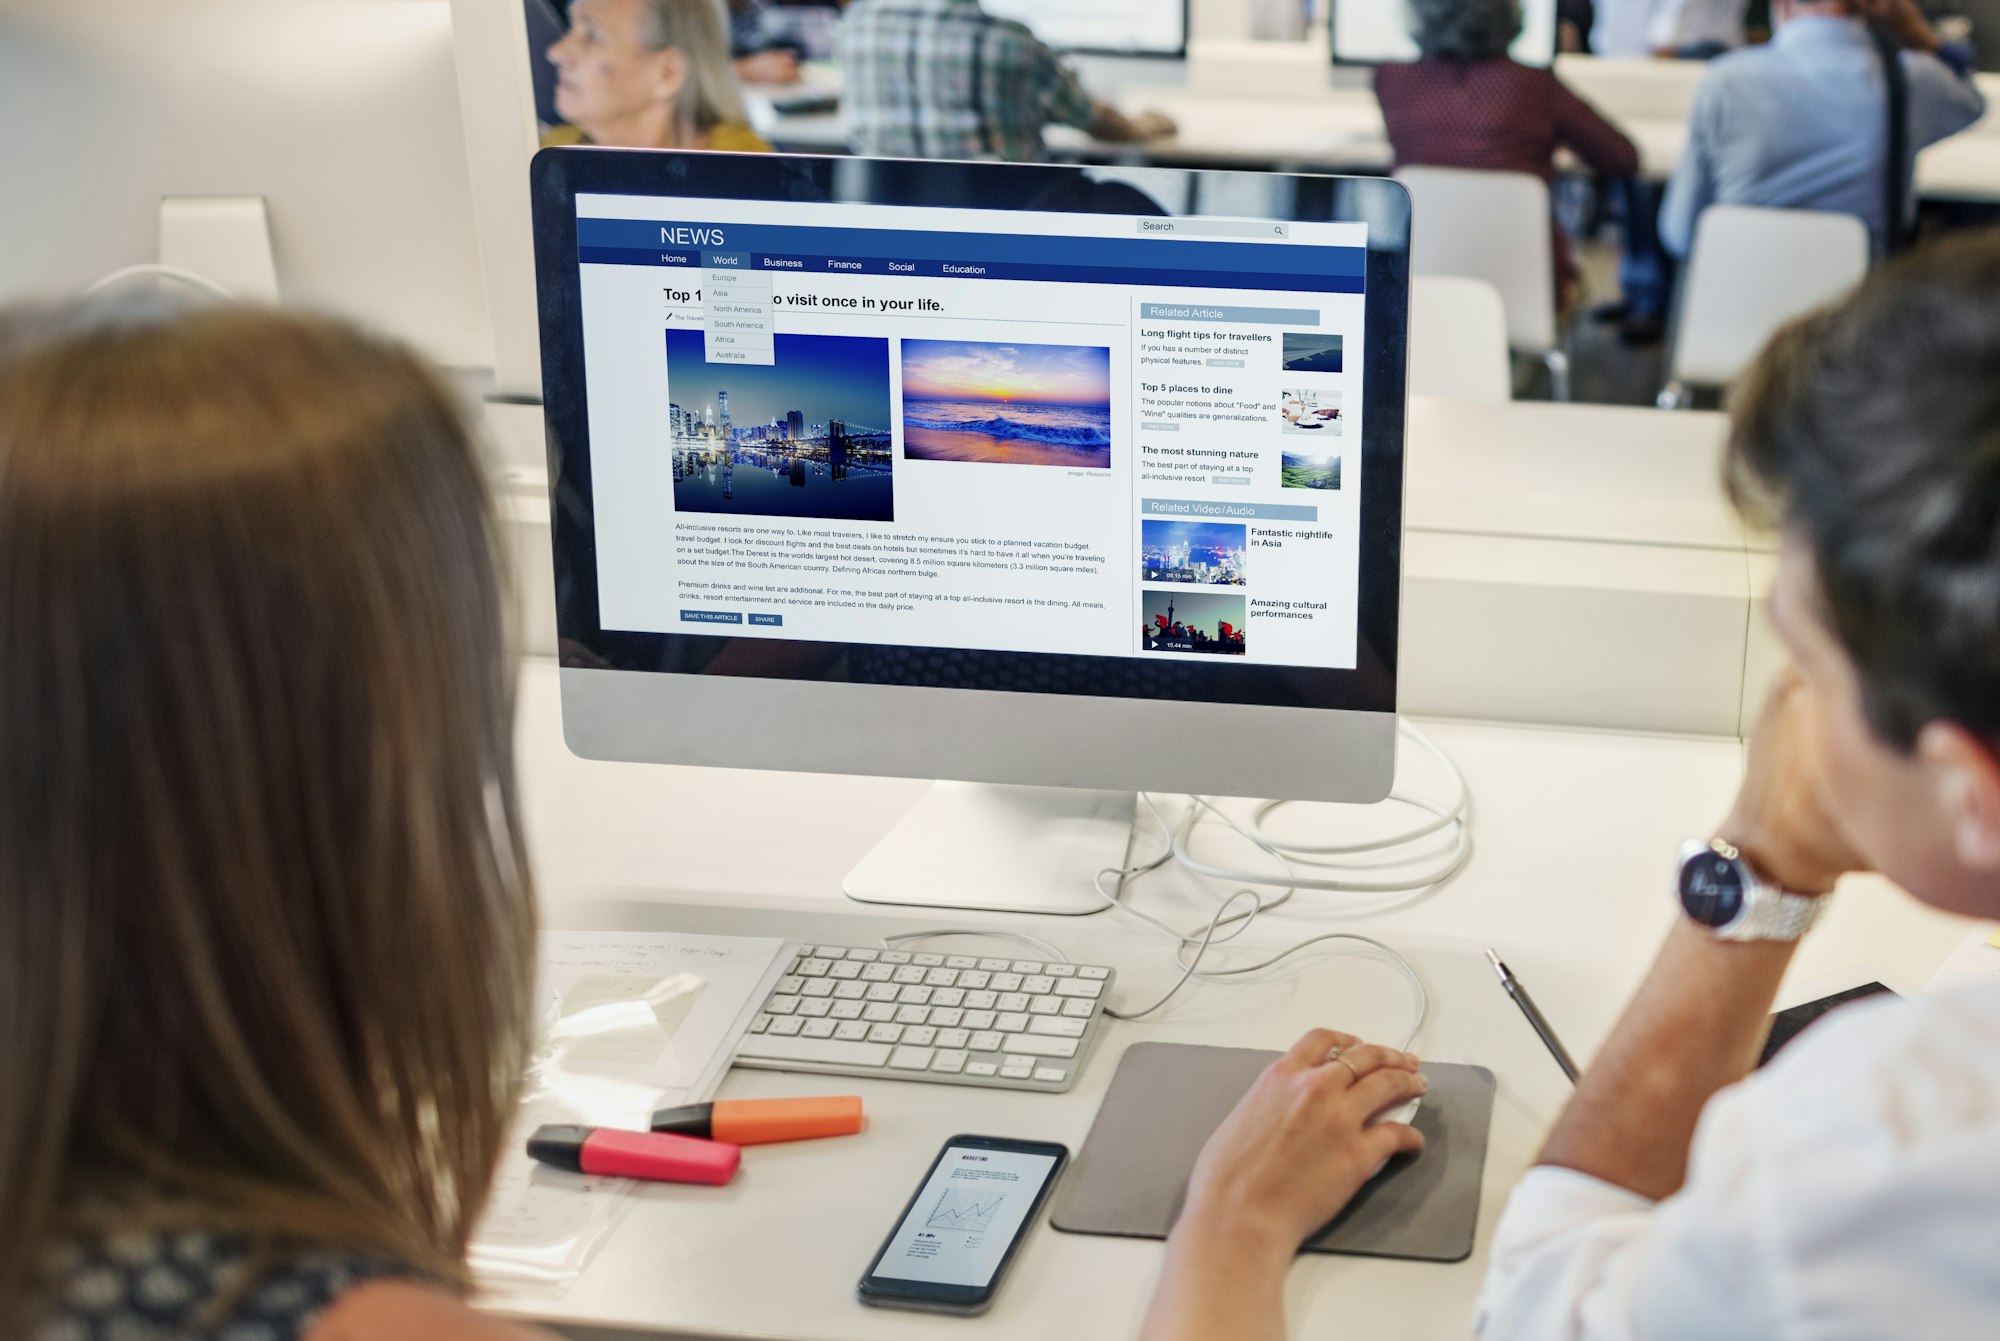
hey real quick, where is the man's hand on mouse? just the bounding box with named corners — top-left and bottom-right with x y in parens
top-left (1174, 1028), bottom-right (1426, 1257)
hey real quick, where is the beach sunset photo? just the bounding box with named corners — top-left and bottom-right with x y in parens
top-left (899, 339), bottom-right (1112, 468)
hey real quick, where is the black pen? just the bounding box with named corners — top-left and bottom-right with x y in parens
top-left (1486, 948), bottom-right (1580, 1083)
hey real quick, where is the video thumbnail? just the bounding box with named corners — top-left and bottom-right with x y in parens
top-left (667, 331), bottom-right (895, 523)
top-left (1141, 591), bottom-right (1246, 656)
top-left (1140, 519), bottom-right (1247, 586)
top-left (1281, 332), bottom-right (1344, 374)
top-left (900, 339), bottom-right (1113, 469)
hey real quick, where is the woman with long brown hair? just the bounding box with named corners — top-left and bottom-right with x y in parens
top-left (0, 298), bottom-right (552, 1340)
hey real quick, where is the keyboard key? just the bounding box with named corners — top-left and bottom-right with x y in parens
top-left (1003, 1034), bottom-right (1079, 1059)
top-left (913, 953), bottom-right (945, 967)
top-left (847, 948), bottom-right (879, 962)
top-left (1004, 1054), bottom-right (1036, 1069)
top-left (966, 1061), bottom-right (1000, 1077)
top-left (881, 951), bottom-right (912, 964)
top-left (737, 1035), bottom-right (891, 1068)
top-left (889, 1045), bottom-right (935, 1071)
top-left (1030, 1017), bottom-right (1087, 1038)
top-left (1033, 1067), bottom-right (1067, 1084)
top-left (1047, 963), bottom-right (1077, 977)
top-left (1011, 960), bottom-right (1043, 973)
top-left (861, 964), bottom-right (894, 983)
top-left (937, 1028), bottom-right (971, 1049)
top-left (1000, 1065), bottom-right (1033, 1080)
top-left (863, 1003), bottom-right (896, 1023)
top-left (932, 1050), bottom-right (968, 1074)
top-left (835, 1020), bottom-right (870, 1041)
top-left (831, 1001), bottom-right (864, 1021)
top-left (801, 980), bottom-right (835, 998)
top-left (766, 995), bottom-right (800, 1015)
top-left (1023, 976), bottom-right (1054, 994)
top-left (833, 981), bottom-right (867, 1001)
top-left (977, 958), bottom-right (1010, 971)
top-left (776, 975), bottom-right (803, 994)
top-left (991, 973), bottom-right (1023, 992)
top-left (897, 985), bottom-right (933, 1005)
top-left (925, 968), bottom-right (958, 987)
top-left (797, 958), bottom-right (832, 977)
top-left (1056, 979), bottom-right (1104, 999)
top-left (830, 961), bottom-right (863, 979)
top-left (868, 1023), bottom-right (904, 1044)
top-left (1061, 999), bottom-right (1094, 1018)
top-left (945, 956), bottom-right (978, 969)
top-left (958, 970), bottom-right (991, 990)
top-left (814, 946), bottom-right (848, 959)
top-left (803, 1018), bottom-right (837, 1038)
top-left (865, 984), bottom-right (898, 1003)
top-left (903, 1026), bottom-right (937, 1046)
top-left (965, 991), bottom-right (998, 1011)
top-left (1029, 997), bottom-right (1061, 1016)
top-left (964, 1010), bottom-right (997, 1030)
top-left (996, 1012), bottom-right (1029, 1033)
top-left (893, 966), bottom-right (927, 985)
top-left (895, 1005), bottom-right (930, 1025)
top-left (797, 999), bottom-right (832, 1018)
top-left (969, 1030), bottom-right (1004, 1052)
top-left (748, 1013), bottom-right (772, 1033)
top-left (998, 993), bottom-right (1030, 1013)
top-left (932, 988), bottom-right (965, 1008)
top-left (769, 1017), bottom-right (804, 1036)
top-left (1079, 966), bottom-right (1110, 980)
top-left (931, 1007), bottom-right (964, 1028)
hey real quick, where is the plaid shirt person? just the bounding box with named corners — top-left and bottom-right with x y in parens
top-left (837, 0), bottom-right (1096, 162)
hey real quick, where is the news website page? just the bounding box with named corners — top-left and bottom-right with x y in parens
top-left (575, 195), bottom-right (1368, 669)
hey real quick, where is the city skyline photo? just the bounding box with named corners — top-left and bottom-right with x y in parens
top-left (1140, 518), bottom-right (1247, 586)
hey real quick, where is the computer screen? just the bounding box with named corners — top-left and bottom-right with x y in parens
top-left (1331, 0), bottom-right (1560, 67)
top-left (532, 154), bottom-right (1408, 808)
top-left (980, 0), bottom-right (1188, 57)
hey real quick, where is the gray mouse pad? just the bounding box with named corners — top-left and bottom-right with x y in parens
top-left (1049, 1043), bottom-right (1495, 1262)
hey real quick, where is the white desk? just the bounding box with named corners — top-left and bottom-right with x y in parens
top-left (502, 658), bottom-right (1971, 1340)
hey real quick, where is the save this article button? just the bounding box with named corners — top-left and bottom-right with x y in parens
top-left (680, 609), bottom-right (744, 625)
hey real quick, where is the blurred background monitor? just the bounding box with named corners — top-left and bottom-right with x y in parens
top-left (982, 0), bottom-right (1191, 57)
top-left (1331, 0), bottom-right (1560, 67)
top-left (0, 0), bottom-right (492, 374)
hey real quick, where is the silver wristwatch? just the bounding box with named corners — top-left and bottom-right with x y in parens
top-left (1675, 838), bottom-right (1825, 942)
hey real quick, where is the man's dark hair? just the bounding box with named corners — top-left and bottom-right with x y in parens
top-left (1405, 0), bottom-right (1522, 61)
top-left (1727, 231), bottom-right (2000, 750)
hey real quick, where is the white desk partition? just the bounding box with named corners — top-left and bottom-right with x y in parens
top-left (498, 658), bottom-right (1972, 1340)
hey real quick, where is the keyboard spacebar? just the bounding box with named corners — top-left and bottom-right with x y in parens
top-left (738, 1036), bottom-right (893, 1067)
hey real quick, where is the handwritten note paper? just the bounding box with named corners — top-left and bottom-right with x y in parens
top-left (472, 930), bottom-right (790, 1298)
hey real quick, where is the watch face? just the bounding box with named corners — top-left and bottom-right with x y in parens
top-left (1681, 849), bottom-right (1746, 927)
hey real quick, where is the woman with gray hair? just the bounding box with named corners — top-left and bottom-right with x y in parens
top-left (1374, 0), bottom-right (1639, 316)
top-left (544, 0), bottom-right (771, 151)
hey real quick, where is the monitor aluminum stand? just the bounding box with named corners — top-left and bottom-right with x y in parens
top-left (843, 782), bottom-right (1135, 915)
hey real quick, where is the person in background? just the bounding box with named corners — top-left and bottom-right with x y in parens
top-left (1660, 0), bottom-right (1985, 256)
top-left (544, 0), bottom-right (772, 150)
top-left (727, 0), bottom-right (801, 85)
top-left (1139, 229), bottom-right (2000, 1341)
top-left (1592, 0), bottom-right (1746, 56)
top-left (1375, 0), bottom-right (1644, 317)
top-left (0, 299), bottom-right (551, 1341)
top-left (836, 0), bottom-right (1175, 162)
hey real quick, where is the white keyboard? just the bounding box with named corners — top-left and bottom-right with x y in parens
top-left (733, 944), bottom-right (1115, 1093)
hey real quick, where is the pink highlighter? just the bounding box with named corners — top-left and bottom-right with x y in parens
top-left (527, 1123), bottom-right (741, 1186)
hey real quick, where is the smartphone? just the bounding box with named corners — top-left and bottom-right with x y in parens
top-left (1759, 981), bottom-right (1895, 1067)
top-left (857, 1134), bottom-right (1069, 1316)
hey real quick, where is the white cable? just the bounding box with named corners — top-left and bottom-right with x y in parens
top-left (83, 264), bottom-right (235, 301)
top-left (868, 722), bottom-right (1470, 1053)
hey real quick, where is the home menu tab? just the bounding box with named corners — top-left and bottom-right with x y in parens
top-left (574, 195), bottom-right (1369, 671)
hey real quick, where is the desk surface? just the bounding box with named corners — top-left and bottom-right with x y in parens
top-left (505, 659), bottom-right (1969, 1339)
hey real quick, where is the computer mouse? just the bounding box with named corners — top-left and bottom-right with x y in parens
top-left (1363, 1092), bottom-right (1423, 1179)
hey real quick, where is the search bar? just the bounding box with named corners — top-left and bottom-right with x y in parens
top-left (1137, 219), bottom-right (1289, 240)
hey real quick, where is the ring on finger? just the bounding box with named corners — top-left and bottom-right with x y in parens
top-left (1324, 1045), bottom-right (1362, 1082)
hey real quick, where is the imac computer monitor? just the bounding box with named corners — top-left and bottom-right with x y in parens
top-left (1332, 0), bottom-right (1560, 67)
top-left (0, 0), bottom-right (491, 372)
top-left (531, 153), bottom-right (1410, 914)
top-left (980, 0), bottom-right (1189, 57)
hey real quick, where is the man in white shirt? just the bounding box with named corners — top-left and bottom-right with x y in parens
top-left (1134, 233), bottom-right (2000, 1341)
top-left (1593, 0), bottom-right (1745, 56)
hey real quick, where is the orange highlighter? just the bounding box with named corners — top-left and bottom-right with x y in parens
top-left (651, 1096), bottom-right (864, 1145)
